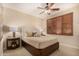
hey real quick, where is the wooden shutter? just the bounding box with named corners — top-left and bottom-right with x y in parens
top-left (56, 16), bottom-right (63, 35)
top-left (47, 19), bottom-right (53, 34)
top-left (62, 13), bottom-right (73, 35)
top-left (51, 18), bottom-right (57, 34)
top-left (47, 13), bottom-right (73, 36)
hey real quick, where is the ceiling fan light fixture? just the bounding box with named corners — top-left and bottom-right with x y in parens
top-left (38, 3), bottom-right (60, 15)
top-left (45, 10), bottom-right (51, 15)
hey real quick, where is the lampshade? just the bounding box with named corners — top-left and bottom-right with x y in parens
top-left (10, 27), bottom-right (18, 32)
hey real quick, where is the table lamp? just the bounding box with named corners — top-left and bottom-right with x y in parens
top-left (10, 27), bottom-right (17, 37)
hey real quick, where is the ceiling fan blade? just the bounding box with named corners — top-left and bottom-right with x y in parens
top-left (51, 8), bottom-right (60, 11)
top-left (48, 3), bottom-right (54, 7)
top-left (37, 7), bottom-right (45, 10)
top-left (45, 3), bottom-right (54, 9)
top-left (40, 11), bottom-right (45, 14)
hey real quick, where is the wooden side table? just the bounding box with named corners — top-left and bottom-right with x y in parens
top-left (6, 38), bottom-right (20, 50)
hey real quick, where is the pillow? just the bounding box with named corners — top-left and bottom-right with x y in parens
top-left (41, 32), bottom-right (46, 36)
top-left (22, 32), bottom-right (27, 37)
top-left (32, 32), bottom-right (37, 37)
top-left (33, 32), bottom-right (41, 37)
top-left (26, 32), bottom-right (32, 37)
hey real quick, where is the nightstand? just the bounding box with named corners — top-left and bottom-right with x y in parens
top-left (6, 37), bottom-right (20, 50)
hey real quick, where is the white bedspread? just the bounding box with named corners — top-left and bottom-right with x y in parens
top-left (22, 36), bottom-right (58, 49)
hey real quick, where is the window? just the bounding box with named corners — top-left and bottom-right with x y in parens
top-left (47, 13), bottom-right (73, 36)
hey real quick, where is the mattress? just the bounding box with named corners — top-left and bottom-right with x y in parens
top-left (22, 36), bottom-right (58, 49)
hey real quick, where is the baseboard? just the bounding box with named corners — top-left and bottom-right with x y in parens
top-left (60, 43), bottom-right (79, 49)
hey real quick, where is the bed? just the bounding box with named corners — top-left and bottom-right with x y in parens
top-left (22, 36), bottom-right (59, 56)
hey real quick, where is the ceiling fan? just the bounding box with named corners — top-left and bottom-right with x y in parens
top-left (37, 3), bottom-right (60, 15)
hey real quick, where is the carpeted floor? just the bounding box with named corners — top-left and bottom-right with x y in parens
top-left (2, 45), bottom-right (79, 56)
top-left (0, 41), bottom-right (79, 56)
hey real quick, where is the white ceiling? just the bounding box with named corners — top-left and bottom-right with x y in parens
top-left (3, 3), bottom-right (79, 19)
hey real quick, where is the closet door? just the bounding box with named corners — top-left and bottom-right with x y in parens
top-left (62, 13), bottom-right (73, 35)
top-left (56, 16), bottom-right (62, 35)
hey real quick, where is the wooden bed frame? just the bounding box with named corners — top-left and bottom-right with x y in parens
top-left (22, 40), bottom-right (59, 56)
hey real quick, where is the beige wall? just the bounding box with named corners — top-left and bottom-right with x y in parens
top-left (41, 5), bottom-right (79, 49)
top-left (3, 7), bottom-right (42, 32)
top-left (0, 15), bottom-right (3, 39)
top-left (0, 4), bottom-right (3, 41)
top-left (0, 4), bottom-right (3, 26)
